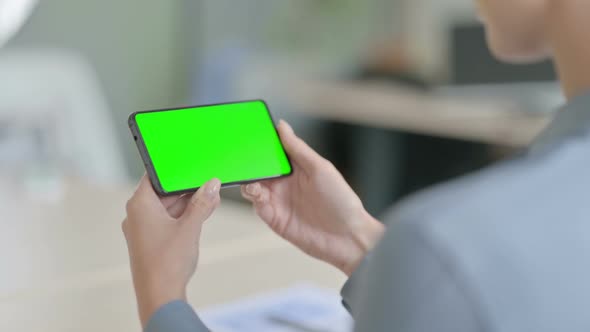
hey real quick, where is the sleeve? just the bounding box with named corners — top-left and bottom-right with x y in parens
top-left (346, 222), bottom-right (487, 332)
top-left (340, 254), bottom-right (370, 317)
top-left (144, 300), bottom-right (210, 332)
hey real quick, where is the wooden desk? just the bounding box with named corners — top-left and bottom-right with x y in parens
top-left (0, 178), bottom-right (345, 331)
top-left (282, 80), bottom-right (553, 147)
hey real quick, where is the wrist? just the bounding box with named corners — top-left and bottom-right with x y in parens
top-left (134, 277), bottom-right (186, 328)
top-left (341, 209), bottom-right (385, 277)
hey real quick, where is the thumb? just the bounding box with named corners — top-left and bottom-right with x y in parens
top-left (277, 120), bottom-right (323, 172)
top-left (181, 179), bottom-right (221, 231)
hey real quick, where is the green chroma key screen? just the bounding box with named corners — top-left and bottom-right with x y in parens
top-left (134, 100), bottom-right (292, 194)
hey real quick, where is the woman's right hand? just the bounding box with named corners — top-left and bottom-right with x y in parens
top-left (241, 121), bottom-right (385, 276)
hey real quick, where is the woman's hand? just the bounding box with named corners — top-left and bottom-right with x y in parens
top-left (242, 121), bottom-right (385, 276)
top-left (122, 176), bottom-right (221, 327)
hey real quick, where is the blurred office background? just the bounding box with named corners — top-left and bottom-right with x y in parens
top-left (0, 0), bottom-right (562, 331)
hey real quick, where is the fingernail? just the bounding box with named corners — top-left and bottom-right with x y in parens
top-left (246, 183), bottom-right (259, 195)
top-left (204, 179), bottom-right (221, 198)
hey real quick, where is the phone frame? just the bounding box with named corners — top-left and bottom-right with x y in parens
top-left (128, 99), bottom-right (293, 196)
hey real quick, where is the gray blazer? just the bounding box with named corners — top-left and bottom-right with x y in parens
top-left (146, 93), bottom-right (590, 332)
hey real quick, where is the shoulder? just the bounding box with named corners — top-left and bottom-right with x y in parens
top-left (372, 132), bottom-right (590, 330)
top-left (377, 128), bottom-right (590, 283)
top-left (384, 129), bottom-right (590, 238)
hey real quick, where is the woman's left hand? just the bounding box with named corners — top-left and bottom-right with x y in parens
top-left (122, 176), bottom-right (221, 327)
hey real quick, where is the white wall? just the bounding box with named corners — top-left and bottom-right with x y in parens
top-left (7, 0), bottom-right (191, 176)
top-left (199, 0), bottom-right (388, 67)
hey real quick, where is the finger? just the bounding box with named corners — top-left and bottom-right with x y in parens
top-left (134, 173), bottom-right (180, 208)
top-left (167, 195), bottom-right (191, 219)
top-left (240, 185), bottom-right (255, 202)
top-left (134, 175), bottom-right (161, 202)
top-left (240, 176), bottom-right (282, 202)
top-left (181, 179), bottom-right (221, 231)
top-left (241, 183), bottom-right (275, 224)
top-left (121, 218), bottom-right (128, 236)
top-left (127, 175), bottom-right (166, 214)
top-left (277, 120), bottom-right (324, 172)
top-left (161, 194), bottom-right (184, 209)
top-left (241, 182), bottom-right (272, 203)
top-left (240, 182), bottom-right (263, 202)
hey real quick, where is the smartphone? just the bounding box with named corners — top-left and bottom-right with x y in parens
top-left (128, 100), bottom-right (292, 196)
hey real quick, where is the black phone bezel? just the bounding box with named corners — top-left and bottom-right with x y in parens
top-left (128, 99), bottom-right (293, 196)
